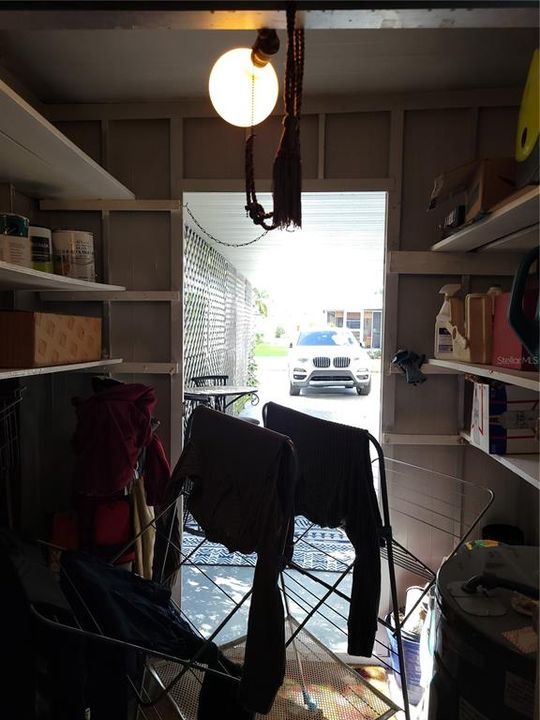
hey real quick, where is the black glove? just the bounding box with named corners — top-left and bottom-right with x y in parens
top-left (392, 350), bottom-right (427, 386)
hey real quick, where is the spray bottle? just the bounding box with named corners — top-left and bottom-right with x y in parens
top-left (434, 284), bottom-right (462, 359)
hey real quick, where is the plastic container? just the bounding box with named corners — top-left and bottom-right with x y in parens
top-left (0, 213), bottom-right (31, 267)
top-left (53, 230), bottom-right (95, 282)
top-left (29, 226), bottom-right (53, 273)
top-left (386, 613), bottom-right (424, 706)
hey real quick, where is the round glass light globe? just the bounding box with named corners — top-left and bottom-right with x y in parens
top-left (209, 48), bottom-right (279, 128)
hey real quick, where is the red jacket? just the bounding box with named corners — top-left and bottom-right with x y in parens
top-left (72, 383), bottom-right (169, 504)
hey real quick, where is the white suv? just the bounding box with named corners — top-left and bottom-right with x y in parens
top-left (288, 328), bottom-right (372, 396)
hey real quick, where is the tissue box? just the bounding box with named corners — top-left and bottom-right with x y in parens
top-left (470, 380), bottom-right (539, 455)
top-left (0, 310), bottom-right (102, 367)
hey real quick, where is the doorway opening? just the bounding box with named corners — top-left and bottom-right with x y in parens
top-left (181, 190), bottom-right (387, 655)
top-left (183, 190), bottom-right (386, 438)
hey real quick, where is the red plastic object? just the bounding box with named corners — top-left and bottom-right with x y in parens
top-left (492, 291), bottom-right (538, 370)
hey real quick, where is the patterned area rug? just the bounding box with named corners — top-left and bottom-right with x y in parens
top-left (182, 516), bottom-right (355, 571)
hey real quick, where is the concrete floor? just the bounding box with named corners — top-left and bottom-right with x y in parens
top-left (182, 565), bottom-right (353, 653)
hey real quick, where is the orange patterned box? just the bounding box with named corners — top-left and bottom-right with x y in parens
top-left (0, 311), bottom-right (102, 367)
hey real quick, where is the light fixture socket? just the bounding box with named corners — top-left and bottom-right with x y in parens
top-left (251, 28), bottom-right (280, 68)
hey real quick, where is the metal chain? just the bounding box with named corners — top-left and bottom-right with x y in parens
top-left (183, 203), bottom-right (268, 248)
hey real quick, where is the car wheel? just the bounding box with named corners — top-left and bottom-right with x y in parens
top-left (357, 380), bottom-right (371, 395)
top-left (289, 384), bottom-right (301, 396)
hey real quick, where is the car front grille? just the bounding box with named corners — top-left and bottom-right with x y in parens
top-left (311, 374), bottom-right (353, 382)
top-left (333, 357), bottom-right (350, 368)
top-left (313, 357), bottom-right (331, 368)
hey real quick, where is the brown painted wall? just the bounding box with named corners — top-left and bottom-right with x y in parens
top-left (13, 87), bottom-right (537, 548)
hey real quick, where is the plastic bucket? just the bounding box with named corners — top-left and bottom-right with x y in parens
top-left (385, 613), bottom-right (424, 705)
top-left (53, 229), bottom-right (95, 281)
top-left (0, 213), bottom-right (31, 267)
top-left (29, 226), bottom-right (53, 273)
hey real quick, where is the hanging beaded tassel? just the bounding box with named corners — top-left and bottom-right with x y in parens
top-left (272, 3), bottom-right (305, 230)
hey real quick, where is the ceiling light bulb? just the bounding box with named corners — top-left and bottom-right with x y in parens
top-left (209, 48), bottom-right (279, 128)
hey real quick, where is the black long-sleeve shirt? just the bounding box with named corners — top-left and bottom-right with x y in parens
top-left (173, 406), bottom-right (297, 714)
top-left (264, 401), bottom-right (382, 658)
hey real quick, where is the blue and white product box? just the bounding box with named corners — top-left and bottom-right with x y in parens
top-left (470, 380), bottom-right (539, 455)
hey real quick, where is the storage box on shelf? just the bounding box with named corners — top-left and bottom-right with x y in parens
top-left (429, 157), bottom-right (516, 229)
top-left (467, 379), bottom-right (538, 456)
top-left (431, 185), bottom-right (539, 254)
top-left (0, 310), bottom-right (104, 369)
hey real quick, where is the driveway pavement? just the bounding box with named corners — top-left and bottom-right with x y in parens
top-left (240, 355), bottom-right (381, 437)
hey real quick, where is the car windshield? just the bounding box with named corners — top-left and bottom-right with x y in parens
top-left (296, 330), bottom-right (358, 347)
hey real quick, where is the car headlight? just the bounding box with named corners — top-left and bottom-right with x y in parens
top-left (296, 357), bottom-right (309, 363)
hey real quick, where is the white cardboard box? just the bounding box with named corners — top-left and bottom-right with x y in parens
top-left (470, 380), bottom-right (539, 455)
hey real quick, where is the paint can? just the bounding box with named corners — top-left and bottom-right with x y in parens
top-left (52, 230), bottom-right (95, 282)
top-left (29, 226), bottom-right (54, 274)
top-left (0, 213), bottom-right (32, 267)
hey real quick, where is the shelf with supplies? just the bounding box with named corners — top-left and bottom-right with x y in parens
top-left (431, 185), bottom-right (539, 254)
top-left (0, 358), bottom-right (123, 382)
top-left (428, 358), bottom-right (539, 392)
top-left (0, 78), bottom-right (134, 201)
top-left (461, 432), bottom-right (539, 490)
top-left (0, 260), bottom-right (126, 293)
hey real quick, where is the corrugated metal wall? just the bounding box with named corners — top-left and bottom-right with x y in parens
top-left (183, 223), bottom-right (254, 386)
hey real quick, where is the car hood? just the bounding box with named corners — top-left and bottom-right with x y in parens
top-left (290, 346), bottom-right (365, 358)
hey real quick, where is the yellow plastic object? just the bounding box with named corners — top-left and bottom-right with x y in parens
top-left (465, 540), bottom-right (499, 551)
top-left (516, 48), bottom-right (539, 163)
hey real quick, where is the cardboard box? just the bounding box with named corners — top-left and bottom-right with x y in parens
top-left (470, 379), bottom-right (539, 455)
top-left (429, 158), bottom-right (515, 225)
top-left (491, 291), bottom-right (539, 371)
top-left (0, 311), bottom-right (102, 367)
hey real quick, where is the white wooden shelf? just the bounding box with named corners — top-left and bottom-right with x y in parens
top-left (382, 433), bottom-right (462, 446)
top-left (0, 358), bottom-right (123, 381)
top-left (113, 362), bottom-right (179, 375)
top-left (428, 358), bottom-right (539, 392)
top-left (40, 290), bottom-right (179, 302)
top-left (387, 250), bottom-right (521, 276)
top-left (40, 199), bottom-right (181, 212)
top-left (491, 453), bottom-right (540, 489)
top-left (389, 363), bottom-right (457, 376)
top-left (0, 78), bottom-right (134, 200)
top-left (461, 433), bottom-right (539, 489)
top-left (431, 185), bottom-right (539, 253)
top-left (0, 261), bottom-right (126, 292)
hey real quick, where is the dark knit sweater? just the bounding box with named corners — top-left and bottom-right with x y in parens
top-left (264, 401), bottom-right (382, 657)
top-left (171, 406), bottom-right (296, 714)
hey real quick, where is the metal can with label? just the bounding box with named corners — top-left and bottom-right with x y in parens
top-left (0, 213), bottom-right (32, 267)
top-left (52, 230), bottom-right (96, 282)
top-left (29, 226), bottom-right (54, 273)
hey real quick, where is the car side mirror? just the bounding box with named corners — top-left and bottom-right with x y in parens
top-left (289, 342), bottom-right (293, 349)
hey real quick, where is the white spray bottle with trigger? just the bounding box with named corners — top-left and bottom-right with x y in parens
top-left (434, 284), bottom-right (463, 359)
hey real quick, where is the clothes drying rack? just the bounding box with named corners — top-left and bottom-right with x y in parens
top-left (23, 407), bottom-right (494, 720)
top-left (169, 431), bottom-right (493, 720)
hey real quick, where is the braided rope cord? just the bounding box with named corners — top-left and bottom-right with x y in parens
top-left (245, 2), bottom-right (304, 233)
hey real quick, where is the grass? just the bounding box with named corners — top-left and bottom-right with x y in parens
top-left (254, 343), bottom-right (288, 357)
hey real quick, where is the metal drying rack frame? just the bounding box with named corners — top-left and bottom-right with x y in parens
top-left (24, 402), bottom-right (494, 720)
